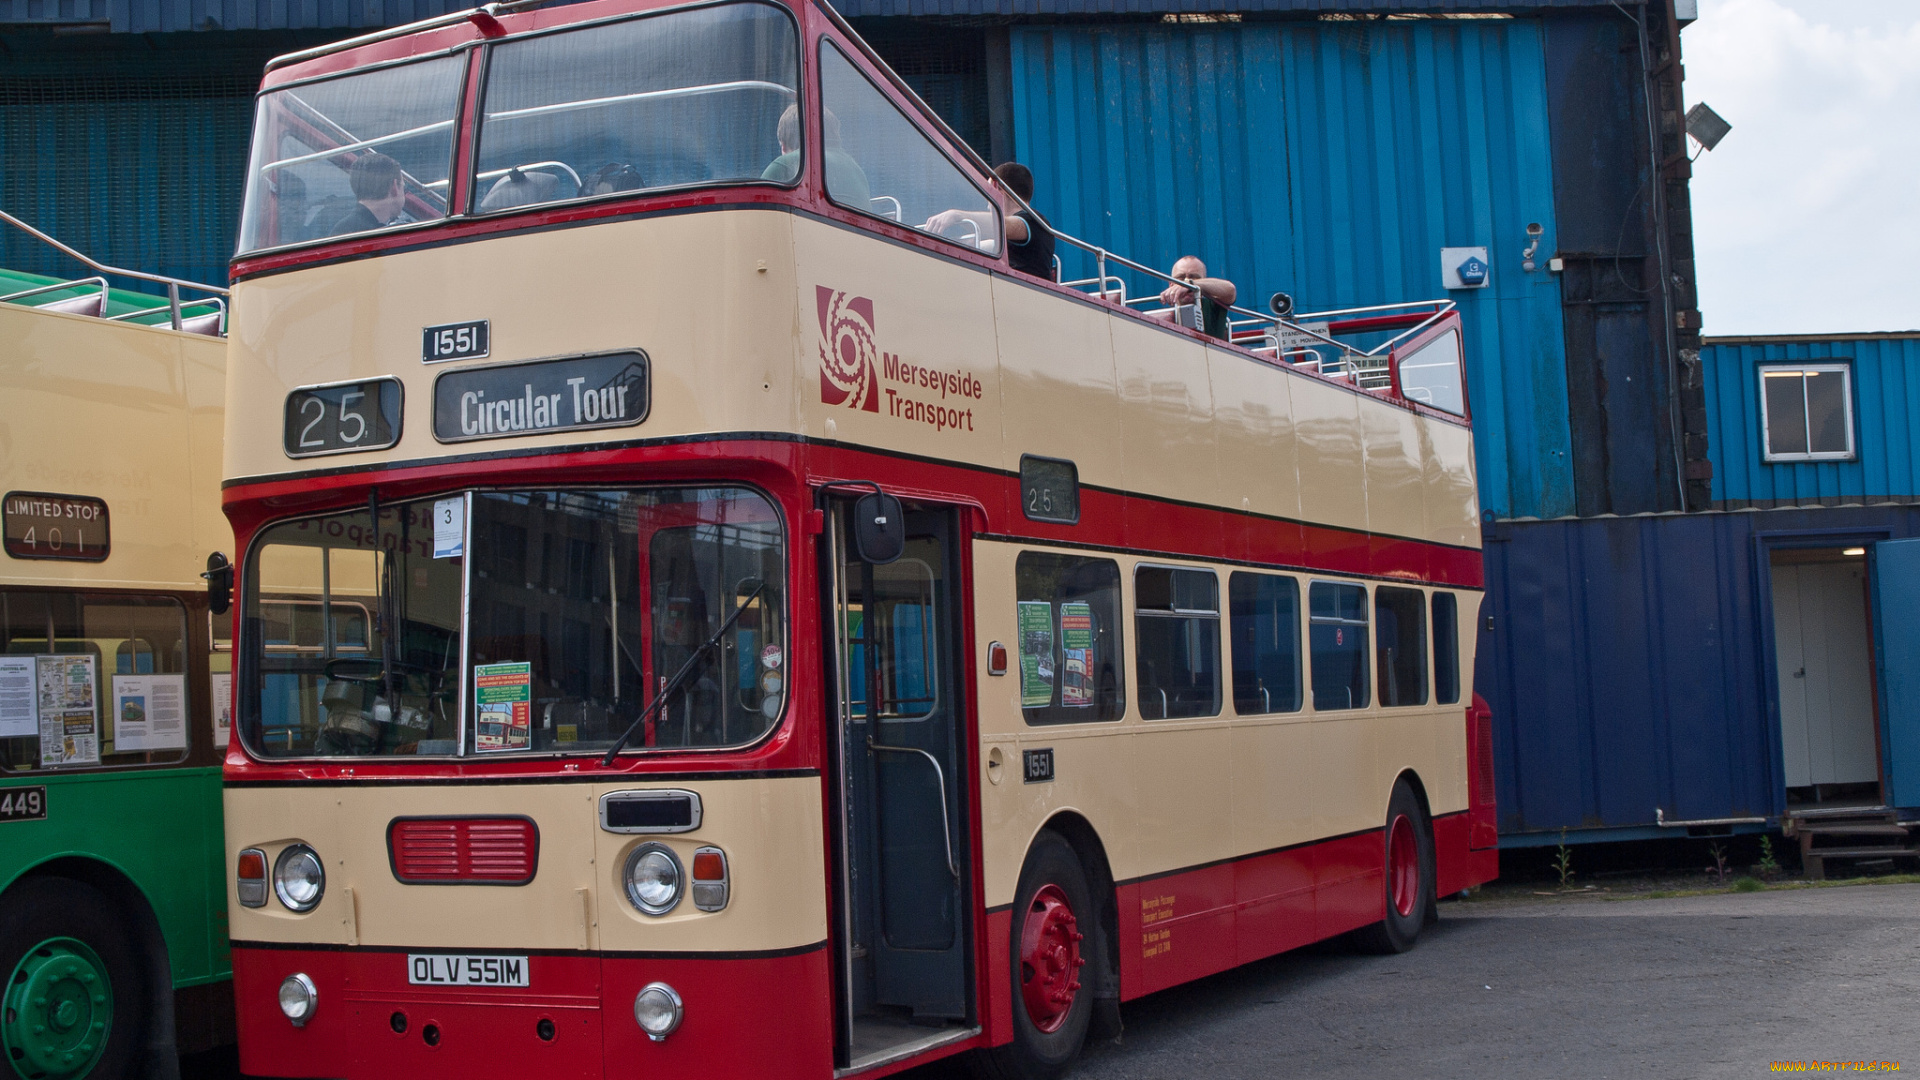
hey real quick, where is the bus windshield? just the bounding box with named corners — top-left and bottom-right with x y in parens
top-left (471, 2), bottom-right (798, 213)
top-left (240, 486), bottom-right (786, 759)
top-left (237, 54), bottom-right (466, 252)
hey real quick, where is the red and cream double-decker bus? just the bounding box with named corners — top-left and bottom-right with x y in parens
top-left (221, 0), bottom-right (1498, 1074)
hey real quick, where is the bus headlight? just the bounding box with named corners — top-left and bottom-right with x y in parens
top-left (623, 843), bottom-right (682, 916)
top-left (633, 982), bottom-right (682, 1041)
top-left (273, 844), bottom-right (326, 912)
top-left (278, 973), bottom-right (318, 1026)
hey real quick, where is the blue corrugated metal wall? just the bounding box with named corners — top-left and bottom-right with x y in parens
top-left (1008, 20), bottom-right (1574, 519)
top-left (1480, 505), bottom-right (1920, 841)
top-left (1702, 335), bottom-right (1920, 508)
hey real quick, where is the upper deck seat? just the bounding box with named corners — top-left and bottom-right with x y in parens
top-left (480, 168), bottom-right (562, 212)
top-left (36, 291), bottom-right (105, 318)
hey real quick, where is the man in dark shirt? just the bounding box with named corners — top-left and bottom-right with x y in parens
top-left (921, 161), bottom-right (1056, 281)
top-left (994, 162), bottom-right (1055, 281)
top-left (330, 153), bottom-right (405, 236)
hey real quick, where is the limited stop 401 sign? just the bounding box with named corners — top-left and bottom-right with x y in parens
top-left (3, 491), bottom-right (109, 561)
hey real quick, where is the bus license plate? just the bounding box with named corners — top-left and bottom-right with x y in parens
top-left (407, 954), bottom-right (529, 988)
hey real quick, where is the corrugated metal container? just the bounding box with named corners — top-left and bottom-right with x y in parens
top-left (1702, 333), bottom-right (1920, 509)
top-left (0, 0), bottom-right (473, 32)
top-left (1478, 505), bottom-right (1920, 842)
top-left (1008, 19), bottom-right (1574, 519)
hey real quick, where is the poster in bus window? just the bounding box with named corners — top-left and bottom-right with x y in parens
top-left (1059, 602), bottom-right (1095, 708)
top-left (473, 662), bottom-right (533, 752)
top-left (0, 656), bottom-right (35, 738)
top-left (111, 673), bottom-right (188, 752)
top-left (1017, 601), bottom-right (1054, 707)
top-left (211, 672), bottom-right (233, 750)
top-left (36, 655), bottom-right (98, 766)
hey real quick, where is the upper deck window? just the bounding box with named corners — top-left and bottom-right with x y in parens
top-left (472, 2), bottom-right (799, 214)
top-left (818, 42), bottom-right (997, 253)
top-left (237, 54), bottom-right (465, 253)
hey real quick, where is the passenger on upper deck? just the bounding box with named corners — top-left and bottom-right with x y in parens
top-left (1158, 255), bottom-right (1237, 339)
top-left (921, 162), bottom-right (1056, 280)
top-left (329, 153), bottom-right (406, 236)
top-left (763, 105), bottom-right (871, 207)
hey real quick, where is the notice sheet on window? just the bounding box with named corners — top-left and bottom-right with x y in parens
top-left (1059, 601), bottom-right (1095, 708)
top-left (37, 655), bottom-right (98, 766)
top-left (211, 672), bottom-right (233, 751)
top-left (1017, 601), bottom-right (1054, 708)
top-left (474, 662), bottom-right (533, 752)
top-left (0, 656), bottom-right (36, 738)
top-left (112, 673), bottom-right (188, 752)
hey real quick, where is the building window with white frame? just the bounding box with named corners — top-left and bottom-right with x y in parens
top-left (1759, 362), bottom-right (1854, 462)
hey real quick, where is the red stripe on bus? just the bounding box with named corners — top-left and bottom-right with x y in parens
top-left (222, 438), bottom-right (1483, 589)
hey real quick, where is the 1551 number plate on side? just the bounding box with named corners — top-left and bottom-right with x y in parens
top-left (284, 378), bottom-right (404, 459)
top-left (0, 786), bottom-right (47, 823)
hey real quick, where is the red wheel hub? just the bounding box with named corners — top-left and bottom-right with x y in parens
top-left (1388, 813), bottom-right (1419, 917)
top-left (1018, 884), bottom-right (1085, 1033)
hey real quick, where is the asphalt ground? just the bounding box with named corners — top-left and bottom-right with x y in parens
top-left (188, 881), bottom-right (1920, 1079)
top-left (905, 881), bottom-right (1920, 1080)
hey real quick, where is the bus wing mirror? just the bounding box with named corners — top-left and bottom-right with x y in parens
top-left (853, 492), bottom-right (905, 565)
top-left (203, 551), bottom-right (233, 615)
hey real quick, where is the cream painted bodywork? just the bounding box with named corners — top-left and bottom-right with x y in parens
top-left (225, 776), bottom-right (826, 951)
top-left (2, 302), bottom-right (228, 591)
top-left (226, 210), bottom-right (1477, 552)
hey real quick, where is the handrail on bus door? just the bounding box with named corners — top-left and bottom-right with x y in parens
top-left (866, 737), bottom-right (961, 880)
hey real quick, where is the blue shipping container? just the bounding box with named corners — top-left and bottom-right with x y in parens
top-left (1008, 19), bottom-right (1575, 520)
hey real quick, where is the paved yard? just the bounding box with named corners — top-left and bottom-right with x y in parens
top-left (909, 882), bottom-right (1920, 1080)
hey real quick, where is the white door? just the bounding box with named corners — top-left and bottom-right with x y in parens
top-left (1772, 559), bottom-right (1879, 788)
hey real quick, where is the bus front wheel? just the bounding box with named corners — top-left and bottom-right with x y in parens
top-left (976, 831), bottom-right (1094, 1080)
top-left (0, 878), bottom-right (145, 1080)
top-left (1350, 779), bottom-right (1434, 955)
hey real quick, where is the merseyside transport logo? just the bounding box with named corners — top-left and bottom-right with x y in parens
top-left (817, 286), bottom-right (879, 412)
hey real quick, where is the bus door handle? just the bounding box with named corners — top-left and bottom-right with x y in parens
top-left (867, 738), bottom-right (961, 880)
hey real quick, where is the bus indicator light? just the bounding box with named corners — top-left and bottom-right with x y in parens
top-left (691, 846), bottom-right (728, 911)
top-left (237, 848), bottom-right (268, 907)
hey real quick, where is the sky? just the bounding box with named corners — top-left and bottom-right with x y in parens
top-left (1683, 0), bottom-right (1920, 336)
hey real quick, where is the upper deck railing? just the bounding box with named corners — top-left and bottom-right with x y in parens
top-left (0, 210), bottom-right (229, 335)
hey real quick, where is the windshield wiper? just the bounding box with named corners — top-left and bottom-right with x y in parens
top-left (600, 581), bottom-right (765, 767)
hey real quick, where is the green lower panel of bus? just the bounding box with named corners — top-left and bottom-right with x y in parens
top-left (0, 766), bottom-right (232, 1067)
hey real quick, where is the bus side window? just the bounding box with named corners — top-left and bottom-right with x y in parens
top-left (1373, 586), bottom-right (1428, 708)
top-left (818, 41), bottom-right (995, 250)
top-left (1432, 592), bottom-right (1461, 705)
top-left (1308, 582), bottom-right (1369, 711)
top-left (1014, 552), bottom-right (1125, 724)
top-left (1229, 572), bottom-right (1302, 716)
top-left (1134, 567), bottom-right (1222, 720)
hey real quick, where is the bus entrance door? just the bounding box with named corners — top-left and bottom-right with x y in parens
top-left (827, 499), bottom-right (974, 1064)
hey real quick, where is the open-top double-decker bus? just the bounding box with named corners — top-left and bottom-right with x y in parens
top-left (221, 1), bottom-right (1498, 1075)
top-left (2, 214), bottom-right (234, 1079)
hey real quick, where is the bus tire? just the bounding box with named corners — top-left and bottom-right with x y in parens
top-left (976, 831), bottom-right (1095, 1080)
top-left (0, 877), bottom-right (146, 1080)
top-left (1349, 780), bottom-right (1433, 956)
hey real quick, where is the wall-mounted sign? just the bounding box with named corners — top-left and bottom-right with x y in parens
top-left (4, 491), bottom-right (109, 561)
top-left (283, 378), bottom-right (404, 459)
top-left (1441, 247), bottom-right (1491, 290)
top-left (433, 350), bottom-right (650, 444)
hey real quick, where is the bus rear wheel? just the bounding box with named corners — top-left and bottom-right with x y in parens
top-left (0, 878), bottom-right (144, 1080)
top-left (976, 832), bottom-right (1094, 1080)
top-left (1350, 780), bottom-right (1433, 955)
